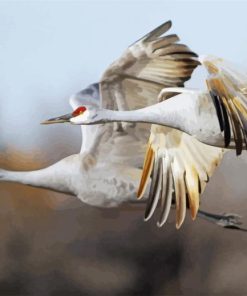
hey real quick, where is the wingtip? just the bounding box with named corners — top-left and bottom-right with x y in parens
top-left (158, 20), bottom-right (172, 30)
top-left (166, 20), bottom-right (172, 27)
top-left (136, 189), bottom-right (144, 200)
top-left (189, 198), bottom-right (199, 220)
top-left (191, 207), bottom-right (198, 221)
top-left (144, 216), bottom-right (151, 222)
top-left (176, 221), bottom-right (183, 230)
top-left (176, 205), bottom-right (186, 229)
top-left (156, 221), bottom-right (163, 228)
top-left (143, 20), bottom-right (173, 42)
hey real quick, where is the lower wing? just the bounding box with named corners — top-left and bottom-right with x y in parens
top-left (137, 126), bottom-right (224, 229)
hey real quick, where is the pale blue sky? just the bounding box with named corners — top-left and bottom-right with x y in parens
top-left (1, 0), bottom-right (247, 157)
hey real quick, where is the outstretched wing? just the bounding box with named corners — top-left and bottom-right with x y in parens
top-left (137, 56), bottom-right (247, 228)
top-left (137, 126), bottom-right (224, 229)
top-left (74, 21), bottom-right (199, 156)
top-left (98, 21), bottom-right (207, 225)
top-left (201, 56), bottom-right (247, 155)
top-left (100, 20), bottom-right (199, 111)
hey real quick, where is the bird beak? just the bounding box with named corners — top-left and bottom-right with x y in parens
top-left (41, 113), bottom-right (73, 125)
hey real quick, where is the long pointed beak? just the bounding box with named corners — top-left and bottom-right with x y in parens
top-left (41, 113), bottom-right (73, 125)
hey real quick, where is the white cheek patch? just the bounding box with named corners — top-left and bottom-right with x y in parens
top-left (70, 110), bottom-right (90, 124)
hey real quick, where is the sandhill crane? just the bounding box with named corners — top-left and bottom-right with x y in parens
top-left (1, 21), bottom-right (244, 230)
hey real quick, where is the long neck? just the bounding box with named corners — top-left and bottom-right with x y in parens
top-left (101, 103), bottom-right (181, 128)
top-left (0, 167), bottom-right (71, 194)
top-left (99, 92), bottom-right (225, 147)
top-left (0, 155), bottom-right (81, 195)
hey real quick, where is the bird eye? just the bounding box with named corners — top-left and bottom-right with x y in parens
top-left (72, 106), bottom-right (87, 117)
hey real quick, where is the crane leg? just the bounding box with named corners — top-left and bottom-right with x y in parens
top-left (197, 209), bottom-right (247, 232)
top-left (123, 201), bottom-right (247, 232)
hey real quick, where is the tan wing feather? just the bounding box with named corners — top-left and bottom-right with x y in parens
top-left (172, 158), bottom-right (187, 229)
top-left (100, 20), bottom-right (199, 110)
top-left (137, 126), bottom-right (224, 229)
top-left (137, 142), bottom-right (155, 199)
top-left (184, 165), bottom-right (199, 220)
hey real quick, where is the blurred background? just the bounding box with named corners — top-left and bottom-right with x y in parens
top-left (1, 0), bottom-right (247, 295)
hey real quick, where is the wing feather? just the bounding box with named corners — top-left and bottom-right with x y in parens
top-left (202, 56), bottom-right (247, 155)
top-left (184, 165), bottom-right (199, 220)
top-left (137, 126), bottom-right (224, 229)
top-left (137, 142), bottom-right (155, 199)
top-left (151, 34), bottom-right (180, 51)
top-left (142, 20), bottom-right (172, 42)
top-left (100, 20), bottom-right (199, 110)
top-left (144, 156), bottom-right (163, 221)
top-left (171, 159), bottom-right (187, 229)
top-left (157, 157), bottom-right (173, 227)
top-left (154, 44), bottom-right (197, 57)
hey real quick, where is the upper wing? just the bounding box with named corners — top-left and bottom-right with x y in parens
top-left (100, 20), bottom-right (199, 111)
top-left (73, 21), bottom-right (199, 156)
top-left (99, 21), bottom-right (208, 226)
top-left (137, 125), bottom-right (224, 229)
top-left (202, 56), bottom-right (247, 155)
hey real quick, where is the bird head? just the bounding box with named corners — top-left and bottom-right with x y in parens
top-left (41, 105), bottom-right (102, 125)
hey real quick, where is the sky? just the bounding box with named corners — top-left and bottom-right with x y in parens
top-left (1, 0), bottom-right (247, 156)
